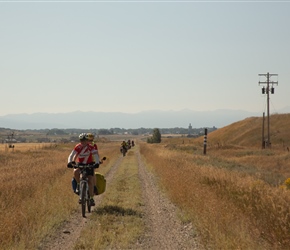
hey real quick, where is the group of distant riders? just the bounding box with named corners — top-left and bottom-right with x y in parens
top-left (120, 139), bottom-right (135, 156)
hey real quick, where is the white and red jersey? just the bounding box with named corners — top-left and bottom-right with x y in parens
top-left (68, 143), bottom-right (98, 164)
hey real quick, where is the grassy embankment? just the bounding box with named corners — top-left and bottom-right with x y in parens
top-left (139, 114), bottom-right (290, 249)
top-left (0, 141), bottom-right (119, 250)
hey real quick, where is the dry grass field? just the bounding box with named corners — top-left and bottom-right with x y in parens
top-left (139, 113), bottom-right (290, 249)
top-left (2, 113), bottom-right (290, 249)
top-left (0, 141), bottom-right (119, 250)
top-left (1, 143), bottom-right (53, 152)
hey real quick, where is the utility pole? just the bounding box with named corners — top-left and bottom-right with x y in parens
top-left (262, 112), bottom-right (265, 149)
top-left (203, 128), bottom-right (207, 155)
top-left (258, 72), bottom-right (278, 148)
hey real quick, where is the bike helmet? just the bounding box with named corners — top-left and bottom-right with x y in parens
top-left (79, 133), bottom-right (88, 141)
top-left (87, 133), bottom-right (94, 141)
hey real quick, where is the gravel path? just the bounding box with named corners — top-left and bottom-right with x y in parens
top-left (38, 149), bottom-right (201, 249)
top-left (135, 151), bottom-right (201, 249)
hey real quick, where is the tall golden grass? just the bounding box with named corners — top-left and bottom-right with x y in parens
top-left (139, 113), bottom-right (290, 249)
top-left (0, 142), bottom-right (119, 250)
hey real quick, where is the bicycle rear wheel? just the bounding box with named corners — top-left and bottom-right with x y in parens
top-left (80, 182), bottom-right (87, 217)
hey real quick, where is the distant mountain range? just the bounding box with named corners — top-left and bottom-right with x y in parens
top-left (0, 108), bottom-right (290, 130)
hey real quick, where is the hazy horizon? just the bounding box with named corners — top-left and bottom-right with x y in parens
top-left (2, 107), bottom-right (290, 130)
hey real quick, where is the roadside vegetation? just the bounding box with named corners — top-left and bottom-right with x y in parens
top-left (139, 113), bottom-right (290, 249)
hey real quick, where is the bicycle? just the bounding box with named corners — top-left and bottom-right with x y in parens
top-left (73, 163), bottom-right (95, 217)
top-left (72, 157), bottom-right (106, 217)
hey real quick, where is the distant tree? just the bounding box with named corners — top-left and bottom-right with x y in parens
top-left (147, 128), bottom-right (161, 143)
top-left (153, 128), bottom-right (161, 143)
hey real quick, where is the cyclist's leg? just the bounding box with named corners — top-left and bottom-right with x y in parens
top-left (74, 168), bottom-right (81, 193)
top-left (74, 168), bottom-right (80, 183)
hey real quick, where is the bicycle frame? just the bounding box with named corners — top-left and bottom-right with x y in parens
top-left (73, 158), bottom-right (106, 217)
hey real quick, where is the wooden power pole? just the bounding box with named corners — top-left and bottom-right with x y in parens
top-left (258, 72), bottom-right (278, 148)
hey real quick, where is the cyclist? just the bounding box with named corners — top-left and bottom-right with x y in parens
top-left (67, 133), bottom-right (99, 206)
top-left (121, 140), bottom-right (127, 149)
top-left (120, 140), bottom-right (127, 155)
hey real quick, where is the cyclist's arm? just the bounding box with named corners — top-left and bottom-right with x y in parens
top-left (93, 152), bottom-right (99, 163)
top-left (68, 150), bottom-right (77, 163)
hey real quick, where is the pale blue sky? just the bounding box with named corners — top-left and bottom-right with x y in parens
top-left (0, 1), bottom-right (289, 116)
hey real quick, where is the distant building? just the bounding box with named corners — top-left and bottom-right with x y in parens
top-left (188, 123), bottom-right (192, 135)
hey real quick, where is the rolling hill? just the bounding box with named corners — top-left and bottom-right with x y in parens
top-left (197, 113), bottom-right (290, 148)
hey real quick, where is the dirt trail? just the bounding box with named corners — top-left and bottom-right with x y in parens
top-left (135, 151), bottom-right (200, 249)
top-left (38, 148), bottom-right (201, 249)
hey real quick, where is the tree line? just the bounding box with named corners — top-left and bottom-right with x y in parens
top-left (0, 126), bottom-right (217, 143)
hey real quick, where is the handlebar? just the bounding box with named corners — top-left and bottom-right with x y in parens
top-left (73, 162), bottom-right (95, 169)
top-left (69, 156), bottom-right (106, 169)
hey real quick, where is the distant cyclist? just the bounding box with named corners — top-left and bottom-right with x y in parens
top-left (121, 140), bottom-right (127, 150)
top-left (67, 133), bottom-right (99, 206)
top-left (120, 140), bottom-right (128, 156)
